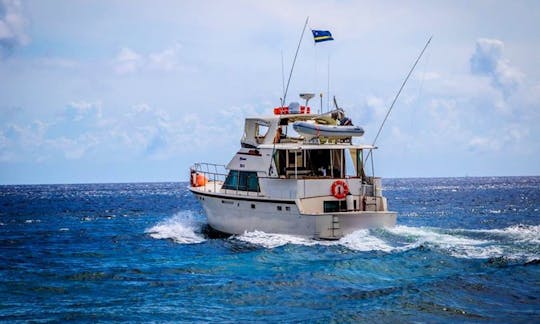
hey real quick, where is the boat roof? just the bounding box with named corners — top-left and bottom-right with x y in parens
top-left (258, 143), bottom-right (377, 150)
top-left (242, 106), bottom-right (364, 148)
top-left (246, 113), bottom-right (337, 125)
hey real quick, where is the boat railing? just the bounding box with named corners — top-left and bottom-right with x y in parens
top-left (190, 162), bottom-right (227, 193)
top-left (191, 163), bottom-right (266, 197)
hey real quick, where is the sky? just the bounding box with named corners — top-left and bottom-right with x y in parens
top-left (0, 0), bottom-right (539, 184)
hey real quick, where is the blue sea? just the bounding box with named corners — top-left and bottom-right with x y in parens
top-left (1, 177), bottom-right (539, 322)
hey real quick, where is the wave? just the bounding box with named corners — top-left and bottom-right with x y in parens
top-left (385, 226), bottom-right (503, 259)
top-left (235, 231), bottom-right (317, 249)
top-left (477, 224), bottom-right (540, 244)
top-left (233, 224), bottom-right (540, 262)
top-left (146, 212), bottom-right (539, 262)
top-left (338, 229), bottom-right (396, 252)
top-left (146, 212), bottom-right (205, 244)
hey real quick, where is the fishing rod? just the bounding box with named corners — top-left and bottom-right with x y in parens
top-left (365, 36), bottom-right (433, 163)
top-left (281, 16), bottom-right (309, 107)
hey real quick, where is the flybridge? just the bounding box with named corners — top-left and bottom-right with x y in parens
top-left (240, 93), bottom-right (365, 148)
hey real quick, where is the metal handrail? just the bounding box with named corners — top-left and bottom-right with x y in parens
top-left (190, 162), bottom-right (264, 197)
top-left (190, 162), bottom-right (227, 193)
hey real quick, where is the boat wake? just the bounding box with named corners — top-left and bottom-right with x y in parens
top-left (235, 231), bottom-right (318, 249)
top-left (146, 212), bottom-right (206, 244)
top-left (235, 225), bottom-right (540, 262)
top-left (146, 212), bottom-right (539, 263)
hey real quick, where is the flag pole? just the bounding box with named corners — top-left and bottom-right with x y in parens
top-left (282, 16), bottom-right (309, 107)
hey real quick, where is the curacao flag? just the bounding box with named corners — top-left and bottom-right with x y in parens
top-left (311, 30), bottom-right (334, 43)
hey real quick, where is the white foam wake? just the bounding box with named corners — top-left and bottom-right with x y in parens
top-left (146, 212), bottom-right (205, 244)
top-left (386, 225), bottom-right (503, 259)
top-left (233, 224), bottom-right (540, 262)
top-left (235, 229), bottom-right (395, 251)
top-left (338, 229), bottom-right (395, 252)
top-left (235, 231), bottom-right (317, 248)
top-left (479, 224), bottom-right (540, 244)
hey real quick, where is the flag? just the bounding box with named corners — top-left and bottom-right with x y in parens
top-left (312, 30), bottom-right (334, 43)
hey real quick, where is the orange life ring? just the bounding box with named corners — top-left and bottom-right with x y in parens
top-left (331, 180), bottom-right (349, 199)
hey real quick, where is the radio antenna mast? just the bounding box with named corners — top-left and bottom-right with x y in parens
top-left (280, 50), bottom-right (285, 106)
top-left (365, 36), bottom-right (433, 162)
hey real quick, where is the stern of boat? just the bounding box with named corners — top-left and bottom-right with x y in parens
top-left (313, 211), bottom-right (397, 240)
top-left (294, 179), bottom-right (398, 240)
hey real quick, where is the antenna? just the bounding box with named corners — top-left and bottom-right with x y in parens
top-left (300, 93), bottom-right (315, 109)
top-left (282, 16), bottom-right (309, 106)
top-left (365, 36), bottom-right (433, 163)
top-left (280, 50), bottom-right (285, 107)
top-left (327, 54), bottom-right (330, 111)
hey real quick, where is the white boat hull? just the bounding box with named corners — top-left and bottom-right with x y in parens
top-left (191, 189), bottom-right (397, 240)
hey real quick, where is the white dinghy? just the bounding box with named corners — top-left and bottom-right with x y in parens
top-left (293, 121), bottom-right (364, 138)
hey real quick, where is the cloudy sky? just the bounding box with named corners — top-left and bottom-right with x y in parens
top-left (1, 0), bottom-right (539, 184)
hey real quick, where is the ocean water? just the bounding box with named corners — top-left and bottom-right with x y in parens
top-left (1, 177), bottom-right (539, 322)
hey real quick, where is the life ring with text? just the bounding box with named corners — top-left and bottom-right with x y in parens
top-left (331, 180), bottom-right (349, 199)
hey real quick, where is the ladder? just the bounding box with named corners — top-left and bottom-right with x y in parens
top-left (331, 215), bottom-right (341, 238)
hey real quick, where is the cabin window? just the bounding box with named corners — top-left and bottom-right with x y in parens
top-left (356, 149), bottom-right (366, 179)
top-left (274, 149), bottom-right (344, 178)
top-left (222, 170), bottom-right (260, 192)
top-left (257, 124), bottom-right (269, 137)
top-left (222, 170), bottom-right (239, 189)
top-left (323, 200), bottom-right (347, 213)
top-left (255, 122), bottom-right (270, 144)
top-left (289, 150), bottom-right (305, 168)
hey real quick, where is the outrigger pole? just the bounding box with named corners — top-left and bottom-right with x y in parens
top-left (281, 16), bottom-right (309, 107)
top-left (365, 36), bottom-right (433, 163)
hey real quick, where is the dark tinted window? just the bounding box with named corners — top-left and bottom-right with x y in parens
top-left (222, 171), bottom-right (260, 192)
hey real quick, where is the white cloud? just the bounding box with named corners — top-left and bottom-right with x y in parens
top-left (470, 38), bottom-right (524, 97)
top-left (355, 95), bottom-right (387, 124)
top-left (114, 44), bottom-right (183, 74)
top-left (114, 47), bottom-right (143, 74)
top-left (467, 136), bottom-right (501, 152)
top-left (63, 101), bottom-right (103, 122)
top-left (467, 123), bottom-right (529, 154)
top-left (0, 0), bottom-right (29, 58)
top-left (148, 43), bottom-right (182, 71)
top-left (0, 120), bottom-right (48, 162)
top-left (46, 134), bottom-right (99, 160)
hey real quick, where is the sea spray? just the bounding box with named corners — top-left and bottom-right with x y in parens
top-left (146, 211), bottom-right (205, 244)
top-left (234, 231), bottom-right (317, 249)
